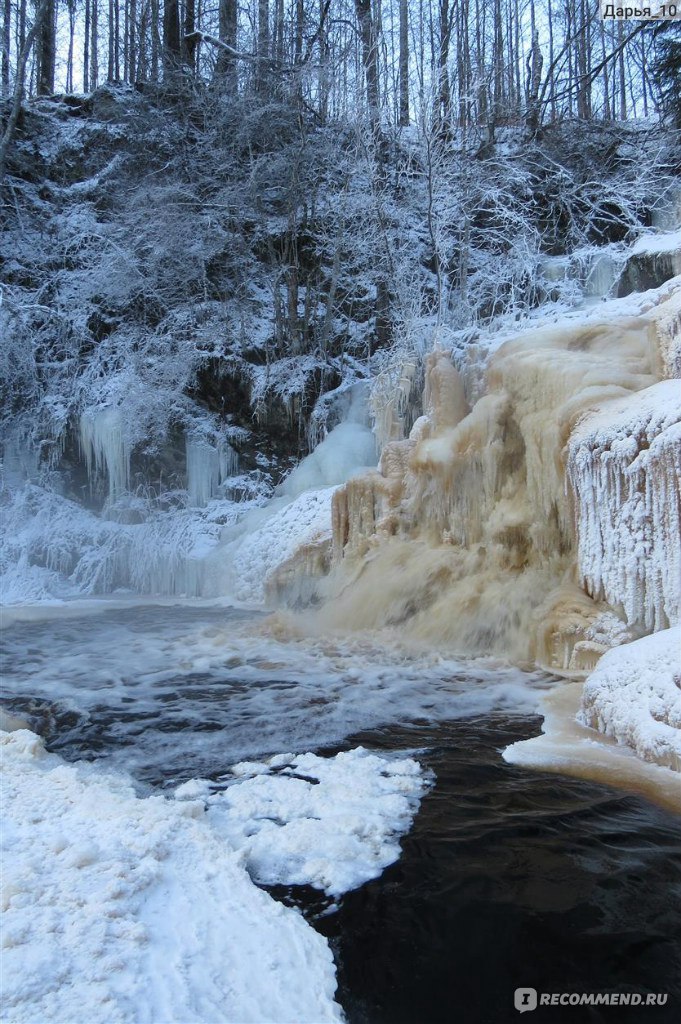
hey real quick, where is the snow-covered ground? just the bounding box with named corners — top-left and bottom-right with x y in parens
top-left (2, 727), bottom-right (431, 1023)
top-left (1, 728), bottom-right (341, 1024)
top-left (578, 627), bottom-right (681, 771)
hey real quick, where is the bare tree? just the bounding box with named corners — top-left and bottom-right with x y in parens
top-left (216, 0), bottom-right (238, 90)
top-left (354, 0), bottom-right (380, 128)
top-left (0, 0), bottom-right (49, 176)
top-left (163, 0), bottom-right (181, 73)
top-left (37, 0), bottom-right (55, 94)
top-left (2, 0), bottom-right (11, 95)
top-left (399, 0), bottom-right (409, 125)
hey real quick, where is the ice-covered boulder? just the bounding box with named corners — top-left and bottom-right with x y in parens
top-left (578, 627), bottom-right (681, 771)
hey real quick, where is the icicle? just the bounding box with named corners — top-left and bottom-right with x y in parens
top-left (567, 380), bottom-right (681, 634)
top-left (79, 408), bottom-right (131, 500)
top-left (584, 252), bottom-right (618, 299)
top-left (185, 436), bottom-right (239, 508)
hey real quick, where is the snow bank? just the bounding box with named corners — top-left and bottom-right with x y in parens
top-left (578, 627), bottom-right (681, 771)
top-left (1, 729), bottom-right (342, 1024)
top-left (176, 748), bottom-right (430, 898)
top-left (568, 380), bottom-right (681, 634)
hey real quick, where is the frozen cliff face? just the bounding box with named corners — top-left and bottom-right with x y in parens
top-left (578, 627), bottom-right (681, 771)
top-left (318, 282), bottom-right (680, 669)
top-left (568, 380), bottom-right (681, 634)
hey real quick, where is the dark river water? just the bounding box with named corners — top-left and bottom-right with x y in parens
top-left (2, 604), bottom-right (680, 1023)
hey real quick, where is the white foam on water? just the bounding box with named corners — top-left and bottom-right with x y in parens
top-left (176, 747), bottom-right (431, 898)
top-left (0, 604), bottom-right (550, 781)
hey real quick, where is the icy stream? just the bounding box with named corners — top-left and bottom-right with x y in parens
top-left (0, 602), bottom-right (549, 784)
top-left (3, 602), bottom-right (681, 1022)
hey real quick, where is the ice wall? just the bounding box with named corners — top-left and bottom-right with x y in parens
top-left (185, 436), bottom-right (238, 507)
top-left (568, 380), bottom-right (681, 634)
top-left (316, 281), bottom-right (680, 671)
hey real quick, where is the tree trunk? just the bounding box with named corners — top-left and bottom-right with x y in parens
top-left (163, 0), bottom-right (181, 75)
top-left (617, 20), bottom-right (627, 120)
top-left (37, 0), bottom-right (54, 95)
top-left (2, 0), bottom-right (11, 95)
top-left (525, 28), bottom-right (543, 131)
top-left (490, 0), bottom-right (503, 139)
top-left (256, 0), bottom-right (269, 92)
top-left (398, 0), bottom-right (408, 125)
top-left (91, 0), bottom-right (99, 89)
top-left (1, 0), bottom-right (49, 176)
top-left (84, 0), bottom-right (91, 90)
top-left (66, 0), bottom-right (76, 90)
top-left (600, 19), bottom-right (611, 120)
top-left (354, 0), bottom-right (380, 127)
top-left (216, 0), bottom-right (237, 90)
top-left (108, 0), bottom-right (115, 80)
top-left (150, 0), bottom-right (159, 80)
top-left (437, 0), bottom-right (451, 132)
top-left (182, 0), bottom-right (196, 70)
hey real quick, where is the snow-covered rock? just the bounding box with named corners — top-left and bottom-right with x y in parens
top-left (578, 627), bottom-right (681, 771)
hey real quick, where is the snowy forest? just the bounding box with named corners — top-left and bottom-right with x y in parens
top-left (1, 1), bottom-right (681, 1022)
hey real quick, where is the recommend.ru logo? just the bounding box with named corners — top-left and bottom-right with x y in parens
top-left (514, 988), bottom-right (668, 1011)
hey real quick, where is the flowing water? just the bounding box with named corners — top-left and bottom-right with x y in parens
top-left (2, 602), bottom-right (680, 1023)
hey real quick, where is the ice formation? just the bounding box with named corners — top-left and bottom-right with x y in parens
top-left (176, 747), bottom-right (430, 898)
top-left (204, 418), bottom-right (377, 604)
top-left (225, 488), bottom-right (335, 604)
top-left (568, 380), bottom-right (681, 634)
top-left (502, 680), bottom-right (681, 813)
top-left (79, 408), bottom-right (131, 501)
top-left (1, 728), bottom-right (342, 1024)
top-left (185, 436), bottom-right (238, 507)
top-left (314, 280), bottom-right (681, 675)
top-left (578, 627), bottom-right (681, 771)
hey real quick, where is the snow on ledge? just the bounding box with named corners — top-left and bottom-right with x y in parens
top-left (578, 627), bottom-right (681, 772)
top-left (1, 729), bottom-right (342, 1024)
top-left (176, 747), bottom-right (431, 898)
top-left (229, 487), bottom-right (334, 603)
top-left (631, 229), bottom-right (681, 257)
